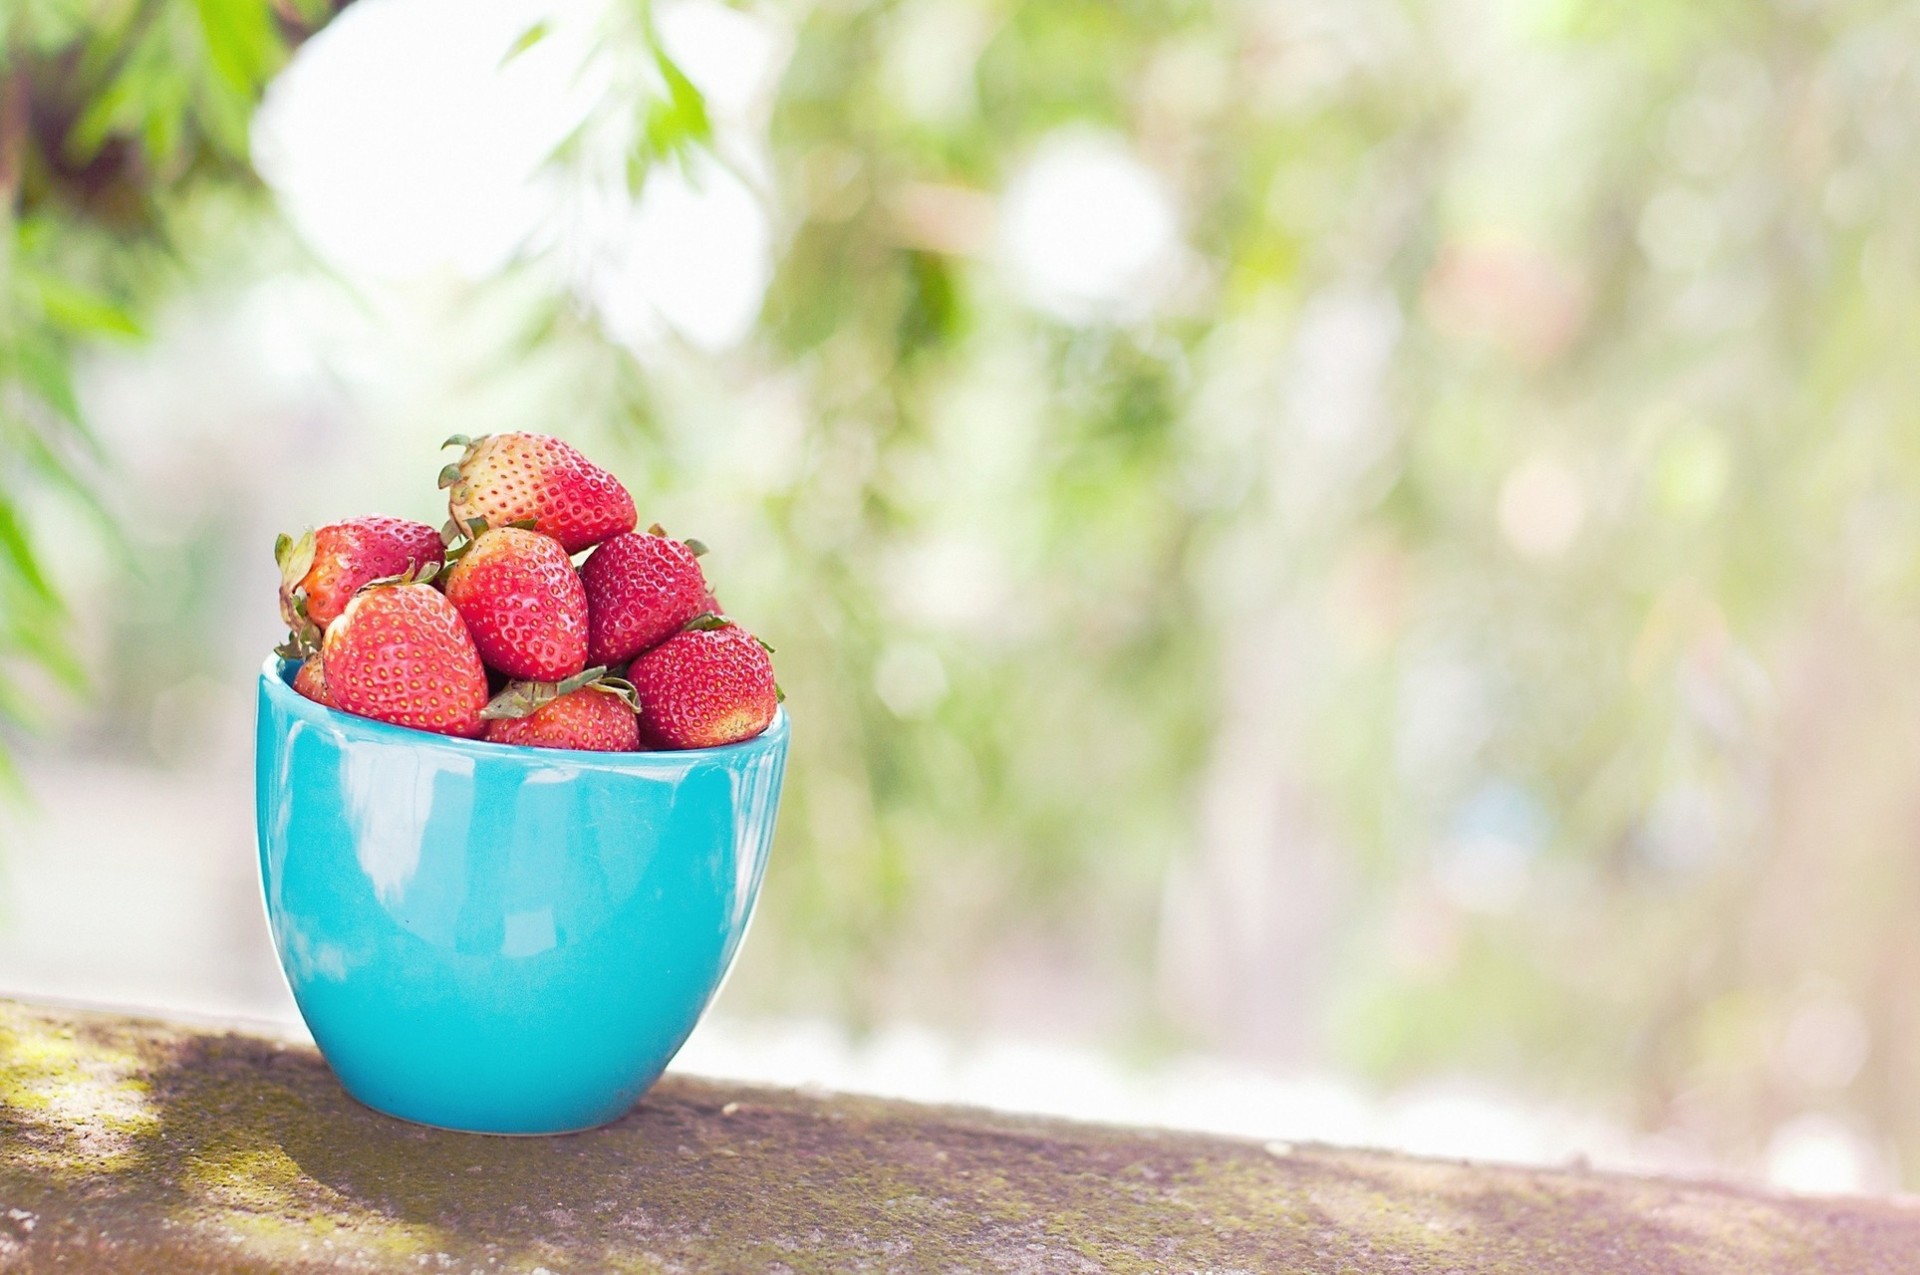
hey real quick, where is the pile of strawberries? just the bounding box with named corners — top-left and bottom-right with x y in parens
top-left (273, 433), bottom-right (780, 752)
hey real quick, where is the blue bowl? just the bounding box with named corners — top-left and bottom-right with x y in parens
top-left (253, 656), bottom-right (788, 1134)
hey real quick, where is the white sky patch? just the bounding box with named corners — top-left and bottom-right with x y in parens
top-left (1766, 1114), bottom-right (1882, 1195)
top-left (588, 155), bottom-right (774, 353)
top-left (999, 129), bottom-right (1179, 321)
top-left (254, 0), bottom-right (784, 353)
top-left (253, 0), bottom-right (599, 281)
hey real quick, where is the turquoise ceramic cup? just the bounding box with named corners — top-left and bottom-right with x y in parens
top-left (253, 656), bottom-right (787, 1134)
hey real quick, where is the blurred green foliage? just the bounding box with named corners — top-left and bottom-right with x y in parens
top-left (0, 0), bottom-right (308, 775)
top-left (11, 0), bottom-right (1920, 1184)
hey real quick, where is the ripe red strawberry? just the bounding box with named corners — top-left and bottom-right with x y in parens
top-left (441, 433), bottom-right (635, 553)
top-left (482, 670), bottom-right (639, 752)
top-left (442, 527), bottom-right (587, 681)
top-left (321, 583), bottom-right (489, 737)
top-left (580, 530), bottom-right (710, 667)
top-left (629, 618), bottom-right (778, 749)
top-left (277, 517), bottom-right (444, 633)
top-left (293, 656), bottom-right (335, 707)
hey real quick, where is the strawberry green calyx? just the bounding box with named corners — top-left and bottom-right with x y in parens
top-left (441, 516), bottom-right (488, 561)
top-left (274, 529), bottom-right (317, 629)
top-left (481, 666), bottom-right (638, 721)
top-left (441, 516), bottom-right (540, 563)
top-left (357, 558), bottom-right (441, 594)
top-left (274, 530), bottom-right (317, 593)
top-left (439, 434), bottom-right (489, 539)
top-left (678, 613), bottom-right (774, 659)
top-left (274, 529), bottom-right (323, 657)
top-left (647, 522), bottom-right (710, 558)
top-left (273, 618), bottom-right (320, 662)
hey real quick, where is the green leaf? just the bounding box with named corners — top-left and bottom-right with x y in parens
top-left (194, 0), bottom-right (282, 95)
top-left (586, 675), bottom-right (640, 711)
top-left (275, 529), bottom-right (315, 591)
top-left (481, 666), bottom-right (609, 720)
top-left (0, 500), bottom-right (56, 604)
top-left (66, 76), bottom-right (141, 163)
top-left (632, 46), bottom-right (711, 180)
top-left (501, 20), bottom-right (550, 66)
top-left (13, 339), bottom-right (83, 425)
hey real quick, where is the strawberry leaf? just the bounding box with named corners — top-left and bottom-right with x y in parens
top-left (274, 529), bottom-right (316, 591)
top-left (683, 612), bottom-right (732, 632)
top-left (358, 558), bottom-right (438, 594)
top-left (682, 537), bottom-right (710, 558)
top-left (436, 463), bottom-right (464, 490)
top-left (482, 666), bottom-right (611, 720)
top-left (585, 675), bottom-right (641, 713)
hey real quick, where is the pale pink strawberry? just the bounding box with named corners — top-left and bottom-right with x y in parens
top-left (441, 433), bottom-right (635, 553)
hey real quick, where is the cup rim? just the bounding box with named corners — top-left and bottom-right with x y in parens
top-left (259, 654), bottom-right (788, 767)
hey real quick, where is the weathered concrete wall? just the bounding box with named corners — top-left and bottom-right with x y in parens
top-left (1, 999), bottom-right (1916, 1273)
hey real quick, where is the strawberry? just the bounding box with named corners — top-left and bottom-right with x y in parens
top-left (442, 526), bottom-right (587, 681)
top-left (481, 668), bottom-right (639, 752)
top-left (580, 529), bottom-right (710, 667)
top-left (440, 433), bottom-right (635, 554)
top-left (277, 517), bottom-right (443, 635)
top-left (320, 580), bottom-right (489, 738)
top-left (629, 616), bottom-right (779, 749)
top-left (293, 656), bottom-right (335, 708)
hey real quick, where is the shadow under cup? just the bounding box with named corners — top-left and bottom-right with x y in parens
top-left (253, 657), bottom-right (788, 1134)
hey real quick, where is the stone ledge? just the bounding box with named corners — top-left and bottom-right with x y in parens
top-left (1, 998), bottom-right (1915, 1273)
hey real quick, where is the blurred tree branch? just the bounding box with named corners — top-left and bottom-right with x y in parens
top-left (2, 0), bottom-right (359, 227)
top-left (0, 0), bottom-right (360, 773)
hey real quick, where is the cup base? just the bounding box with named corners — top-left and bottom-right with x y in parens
top-left (334, 1078), bottom-right (636, 1136)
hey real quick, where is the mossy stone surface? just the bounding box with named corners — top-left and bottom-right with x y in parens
top-left (1, 998), bottom-right (1916, 1273)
